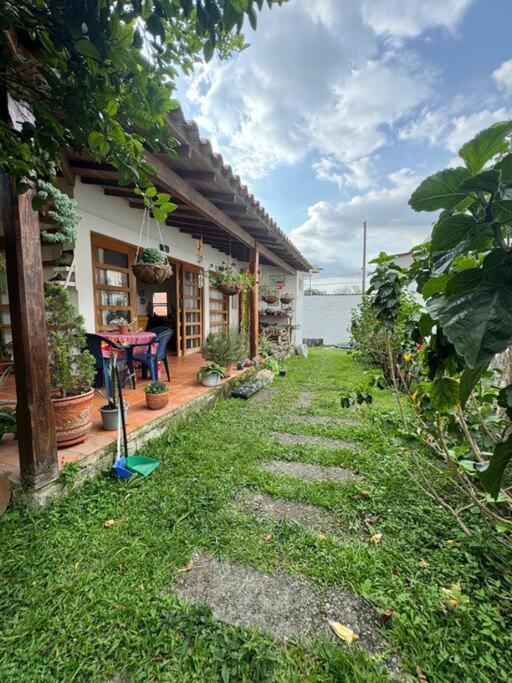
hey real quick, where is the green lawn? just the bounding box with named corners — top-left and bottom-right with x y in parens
top-left (0, 349), bottom-right (510, 682)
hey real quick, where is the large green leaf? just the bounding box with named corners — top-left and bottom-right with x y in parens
top-left (459, 120), bottom-right (512, 174)
top-left (444, 268), bottom-right (483, 297)
top-left (409, 167), bottom-right (470, 213)
top-left (478, 436), bottom-right (512, 499)
top-left (431, 214), bottom-right (477, 251)
top-left (493, 200), bottom-right (512, 224)
top-left (459, 169), bottom-right (500, 194)
top-left (430, 377), bottom-right (460, 412)
top-left (459, 362), bottom-right (488, 407)
top-left (75, 38), bottom-right (101, 60)
top-left (422, 274), bottom-right (450, 298)
top-left (428, 265), bottom-right (512, 367)
top-left (495, 153), bottom-right (512, 186)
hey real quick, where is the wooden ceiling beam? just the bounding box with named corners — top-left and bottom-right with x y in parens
top-left (212, 202), bottom-right (248, 217)
top-left (202, 190), bottom-right (235, 203)
top-left (176, 169), bottom-right (216, 183)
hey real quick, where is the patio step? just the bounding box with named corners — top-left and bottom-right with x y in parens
top-left (271, 432), bottom-right (356, 450)
top-left (173, 553), bottom-right (400, 675)
top-left (261, 459), bottom-right (356, 483)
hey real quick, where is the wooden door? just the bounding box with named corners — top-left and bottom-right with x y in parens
top-left (91, 233), bottom-right (137, 331)
top-left (180, 263), bottom-right (203, 355)
top-left (209, 288), bottom-right (229, 332)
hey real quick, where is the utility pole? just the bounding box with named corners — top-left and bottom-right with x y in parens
top-left (362, 220), bottom-right (367, 293)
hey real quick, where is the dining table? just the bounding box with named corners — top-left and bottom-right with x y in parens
top-left (101, 331), bottom-right (158, 387)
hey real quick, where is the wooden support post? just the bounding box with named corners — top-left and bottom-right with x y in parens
top-left (250, 248), bottom-right (259, 359)
top-left (0, 176), bottom-right (58, 488)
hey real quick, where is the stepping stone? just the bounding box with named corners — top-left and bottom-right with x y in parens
top-left (262, 460), bottom-right (356, 482)
top-left (294, 391), bottom-right (313, 408)
top-left (272, 432), bottom-right (355, 450)
top-left (249, 387), bottom-right (277, 405)
top-left (284, 414), bottom-right (359, 427)
top-left (173, 553), bottom-right (399, 674)
top-left (234, 490), bottom-right (345, 537)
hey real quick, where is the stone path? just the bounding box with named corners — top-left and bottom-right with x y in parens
top-left (272, 431), bottom-right (356, 450)
top-left (234, 490), bottom-right (346, 537)
top-left (174, 554), bottom-right (400, 675)
top-left (284, 414), bottom-right (359, 427)
top-left (262, 459), bottom-right (356, 482)
top-left (249, 387), bottom-right (277, 405)
top-left (294, 391), bottom-right (313, 408)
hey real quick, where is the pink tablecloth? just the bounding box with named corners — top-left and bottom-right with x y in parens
top-left (101, 331), bottom-right (157, 358)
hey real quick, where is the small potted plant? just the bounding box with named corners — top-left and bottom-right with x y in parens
top-left (261, 285), bottom-right (279, 304)
top-left (209, 263), bottom-right (255, 296)
top-left (45, 283), bottom-right (97, 447)
top-left (202, 328), bottom-right (247, 376)
top-left (98, 352), bottom-right (129, 430)
top-left (144, 380), bottom-right (169, 409)
top-left (280, 292), bottom-right (293, 305)
top-left (132, 247), bottom-right (173, 284)
top-left (197, 363), bottom-right (227, 387)
top-left (108, 317), bottom-right (129, 335)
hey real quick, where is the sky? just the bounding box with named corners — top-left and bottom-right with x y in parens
top-left (176, 0), bottom-right (512, 279)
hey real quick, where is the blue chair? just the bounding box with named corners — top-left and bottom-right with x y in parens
top-left (85, 333), bottom-right (132, 398)
top-left (131, 330), bottom-right (173, 382)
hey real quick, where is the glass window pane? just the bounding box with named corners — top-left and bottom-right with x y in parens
top-left (98, 248), bottom-right (128, 268)
top-left (96, 268), bottom-right (128, 288)
top-left (99, 290), bottom-right (129, 306)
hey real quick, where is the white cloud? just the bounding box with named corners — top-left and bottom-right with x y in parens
top-left (493, 59), bottom-right (512, 96)
top-left (290, 169), bottom-right (433, 275)
top-left (361, 0), bottom-right (474, 37)
top-left (313, 157), bottom-right (375, 190)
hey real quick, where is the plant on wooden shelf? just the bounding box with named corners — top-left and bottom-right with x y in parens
top-left (202, 327), bottom-right (247, 375)
top-left (208, 263), bottom-right (255, 296)
top-left (260, 285), bottom-right (279, 304)
top-left (132, 247), bottom-right (173, 284)
top-left (197, 362), bottom-right (228, 387)
top-left (45, 283), bottom-right (96, 447)
top-left (143, 379), bottom-right (169, 410)
top-left (35, 180), bottom-right (82, 244)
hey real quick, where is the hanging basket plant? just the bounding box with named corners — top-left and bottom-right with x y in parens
top-left (132, 208), bottom-right (172, 284)
top-left (261, 285), bottom-right (279, 304)
top-left (132, 247), bottom-right (173, 284)
top-left (280, 293), bottom-right (293, 305)
top-left (209, 263), bottom-right (255, 297)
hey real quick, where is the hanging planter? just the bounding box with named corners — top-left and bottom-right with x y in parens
top-left (280, 293), bottom-right (293, 305)
top-left (132, 209), bottom-right (173, 284)
top-left (261, 286), bottom-right (279, 305)
top-left (208, 263), bottom-right (255, 297)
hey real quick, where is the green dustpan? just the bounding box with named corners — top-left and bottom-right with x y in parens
top-left (124, 455), bottom-right (160, 478)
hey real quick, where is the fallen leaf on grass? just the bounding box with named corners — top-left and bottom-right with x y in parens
top-left (328, 620), bottom-right (359, 645)
top-left (318, 533), bottom-right (327, 541)
top-left (361, 490), bottom-right (371, 498)
top-left (369, 533), bottom-right (382, 544)
top-left (176, 560), bottom-right (194, 573)
top-left (379, 608), bottom-right (393, 625)
top-left (104, 519), bottom-right (115, 528)
top-left (440, 581), bottom-right (468, 609)
top-left (419, 559), bottom-right (429, 569)
top-left (416, 666), bottom-right (429, 682)
top-left (262, 533), bottom-right (273, 542)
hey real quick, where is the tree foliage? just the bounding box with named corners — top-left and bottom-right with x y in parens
top-left (1, 0), bottom-right (287, 208)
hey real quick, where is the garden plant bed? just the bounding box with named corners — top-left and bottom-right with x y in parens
top-left (0, 349), bottom-right (510, 682)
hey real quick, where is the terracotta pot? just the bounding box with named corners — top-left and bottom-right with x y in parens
top-left (118, 325), bottom-right (129, 335)
top-left (217, 282), bottom-right (242, 296)
top-left (132, 262), bottom-right (173, 284)
top-left (145, 391), bottom-right (169, 410)
top-left (52, 388), bottom-right (94, 447)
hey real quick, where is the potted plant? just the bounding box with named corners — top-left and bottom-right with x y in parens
top-left (261, 285), bottom-right (279, 304)
top-left (280, 292), bottom-right (293, 305)
top-left (108, 317), bottom-right (130, 335)
top-left (132, 247), bottom-right (173, 284)
top-left (45, 283), bottom-right (96, 447)
top-left (209, 262), bottom-right (255, 296)
top-left (144, 380), bottom-right (169, 409)
top-left (34, 180), bottom-right (83, 244)
top-left (98, 351), bottom-right (129, 430)
top-left (197, 363), bottom-right (227, 387)
top-left (202, 327), bottom-right (247, 376)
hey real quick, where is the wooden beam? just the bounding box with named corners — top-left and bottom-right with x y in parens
top-left (250, 248), bottom-right (259, 359)
top-left (0, 177), bottom-right (58, 489)
top-left (177, 170), bottom-right (216, 183)
top-left (212, 202), bottom-right (248, 217)
top-left (202, 190), bottom-right (235, 203)
top-left (146, 152), bottom-right (295, 275)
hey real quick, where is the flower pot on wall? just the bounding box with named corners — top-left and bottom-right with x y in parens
top-left (145, 391), bottom-right (169, 410)
top-left (52, 388), bottom-right (94, 447)
top-left (132, 262), bottom-right (173, 284)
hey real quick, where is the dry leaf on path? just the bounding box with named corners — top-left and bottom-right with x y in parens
top-left (379, 608), bottom-right (393, 625)
top-left (328, 620), bottom-right (359, 645)
top-left (176, 560), bottom-right (194, 573)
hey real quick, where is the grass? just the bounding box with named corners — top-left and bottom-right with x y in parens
top-left (0, 348), bottom-right (511, 682)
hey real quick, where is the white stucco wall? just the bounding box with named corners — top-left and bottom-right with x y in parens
top-left (302, 294), bottom-right (361, 346)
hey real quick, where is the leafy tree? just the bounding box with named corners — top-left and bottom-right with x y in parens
top-left (1, 0), bottom-right (287, 211)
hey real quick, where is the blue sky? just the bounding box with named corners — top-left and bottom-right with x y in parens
top-left (176, 0), bottom-right (512, 277)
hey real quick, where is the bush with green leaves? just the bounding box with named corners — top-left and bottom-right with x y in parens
top-left (202, 328), bottom-right (247, 367)
top-left (262, 357), bottom-right (279, 374)
top-left (45, 283), bottom-right (96, 397)
top-left (36, 180), bottom-right (82, 244)
top-left (143, 380), bottom-right (168, 395)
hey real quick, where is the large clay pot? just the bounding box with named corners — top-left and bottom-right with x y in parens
top-left (145, 391), bottom-right (169, 410)
top-left (52, 388), bottom-right (95, 447)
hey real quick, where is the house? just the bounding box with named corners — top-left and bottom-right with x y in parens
top-left (0, 105), bottom-right (312, 501)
